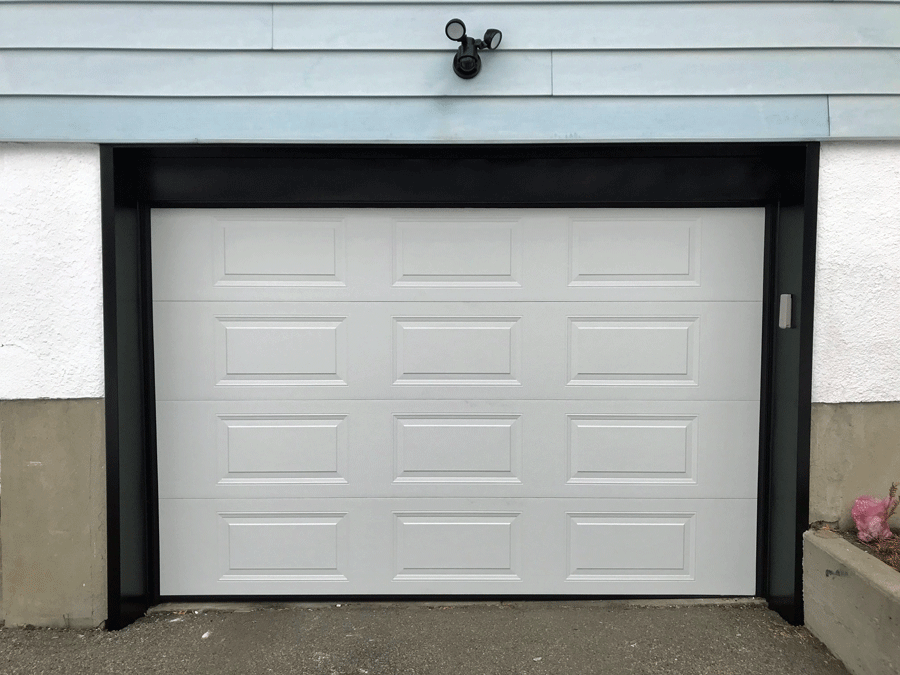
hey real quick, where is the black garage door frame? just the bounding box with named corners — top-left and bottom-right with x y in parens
top-left (100, 143), bottom-right (818, 629)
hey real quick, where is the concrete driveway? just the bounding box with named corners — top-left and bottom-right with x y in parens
top-left (0, 600), bottom-right (848, 675)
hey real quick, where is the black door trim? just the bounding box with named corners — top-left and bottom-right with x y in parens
top-left (102, 143), bottom-right (816, 629)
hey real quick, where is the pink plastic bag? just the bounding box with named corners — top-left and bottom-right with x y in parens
top-left (852, 495), bottom-right (896, 542)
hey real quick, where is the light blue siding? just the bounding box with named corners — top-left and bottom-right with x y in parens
top-left (0, 50), bottom-right (551, 97)
top-left (273, 4), bottom-right (900, 50)
top-left (0, 0), bottom-right (863, 3)
top-left (0, 4), bottom-right (273, 49)
top-left (7, 0), bottom-right (897, 4)
top-left (4, 48), bottom-right (898, 98)
top-left (0, 96), bottom-right (830, 142)
top-left (829, 96), bottom-right (900, 137)
top-left (0, 1), bottom-right (898, 141)
top-left (553, 50), bottom-right (900, 96)
top-left (4, 3), bottom-right (899, 50)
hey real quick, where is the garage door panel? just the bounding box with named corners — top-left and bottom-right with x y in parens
top-left (151, 208), bottom-right (763, 303)
top-left (159, 497), bottom-right (756, 596)
top-left (154, 206), bottom-right (764, 598)
top-left (393, 412), bottom-right (523, 485)
top-left (393, 315), bottom-right (523, 386)
top-left (156, 400), bottom-right (758, 500)
top-left (215, 315), bottom-right (349, 386)
top-left (393, 217), bottom-right (524, 288)
top-left (567, 315), bottom-right (699, 385)
top-left (154, 301), bottom-right (761, 402)
top-left (222, 512), bottom-right (348, 581)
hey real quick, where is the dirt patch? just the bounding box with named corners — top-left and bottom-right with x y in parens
top-left (835, 528), bottom-right (900, 574)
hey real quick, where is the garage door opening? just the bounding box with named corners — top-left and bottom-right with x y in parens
top-left (101, 143), bottom-right (816, 628)
top-left (152, 208), bottom-right (764, 596)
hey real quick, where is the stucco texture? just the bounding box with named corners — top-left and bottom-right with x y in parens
top-left (0, 143), bottom-right (104, 399)
top-left (813, 141), bottom-right (900, 403)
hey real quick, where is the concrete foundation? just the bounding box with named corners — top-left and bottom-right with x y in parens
top-left (809, 401), bottom-right (900, 530)
top-left (0, 398), bottom-right (107, 628)
top-left (804, 529), bottom-right (900, 675)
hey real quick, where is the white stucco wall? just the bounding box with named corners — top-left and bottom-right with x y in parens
top-left (813, 141), bottom-right (900, 403)
top-left (0, 143), bottom-right (104, 399)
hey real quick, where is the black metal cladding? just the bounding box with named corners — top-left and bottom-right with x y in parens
top-left (103, 142), bottom-right (816, 629)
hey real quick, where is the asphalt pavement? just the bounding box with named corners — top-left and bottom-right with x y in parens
top-left (0, 600), bottom-right (849, 675)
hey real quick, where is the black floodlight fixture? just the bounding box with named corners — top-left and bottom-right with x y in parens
top-left (445, 18), bottom-right (502, 79)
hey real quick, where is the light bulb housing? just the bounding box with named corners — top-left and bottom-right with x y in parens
top-left (483, 29), bottom-right (502, 50)
top-left (445, 19), bottom-right (466, 42)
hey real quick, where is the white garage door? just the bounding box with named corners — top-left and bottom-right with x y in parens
top-left (153, 208), bottom-right (764, 596)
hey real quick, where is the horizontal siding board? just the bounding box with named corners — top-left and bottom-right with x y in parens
top-left (828, 95), bottom-right (900, 137)
top-left (2, 49), bottom-right (896, 97)
top-left (3, 3), bottom-right (898, 50)
top-left (553, 49), bottom-right (900, 95)
top-left (0, 3), bottom-right (273, 50)
top-left (274, 3), bottom-right (900, 50)
top-left (3, 0), bottom-right (885, 4)
top-left (0, 96), bottom-right (829, 142)
top-left (0, 50), bottom-right (551, 96)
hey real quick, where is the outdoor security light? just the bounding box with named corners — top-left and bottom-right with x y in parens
top-left (445, 19), bottom-right (502, 79)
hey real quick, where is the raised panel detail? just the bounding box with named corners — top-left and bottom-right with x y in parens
top-left (394, 513), bottom-right (520, 580)
top-left (394, 415), bottom-right (521, 483)
top-left (216, 218), bottom-right (345, 287)
top-left (393, 220), bottom-right (521, 287)
top-left (567, 415), bottom-right (697, 484)
top-left (567, 513), bottom-right (694, 581)
top-left (219, 512), bottom-right (347, 581)
top-left (216, 316), bottom-right (347, 386)
top-left (394, 317), bottom-right (520, 385)
top-left (568, 317), bottom-right (699, 386)
top-left (218, 414), bottom-right (347, 485)
top-left (569, 218), bottom-right (699, 286)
